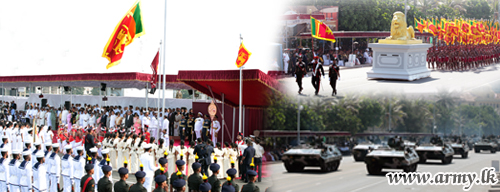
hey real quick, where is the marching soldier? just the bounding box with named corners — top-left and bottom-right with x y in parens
top-left (188, 162), bottom-right (203, 192)
top-left (170, 160), bottom-right (187, 192)
top-left (97, 165), bottom-right (113, 192)
top-left (33, 152), bottom-right (48, 192)
top-left (114, 167), bottom-right (130, 192)
top-left (310, 56), bottom-right (325, 95)
top-left (199, 180), bottom-right (212, 192)
top-left (9, 150), bottom-right (21, 192)
top-left (130, 171), bottom-right (148, 192)
top-left (44, 141), bottom-right (52, 189)
top-left (49, 143), bottom-right (61, 192)
top-left (61, 145), bottom-right (74, 192)
top-left (140, 143), bottom-right (158, 192)
top-left (98, 149), bottom-right (112, 181)
top-left (19, 151), bottom-right (32, 192)
top-left (154, 157), bottom-right (168, 189)
top-left (208, 163), bottom-right (221, 192)
top-left (295, 55), bottom-right (306, 94)
top-left (0, 148), bottom-right (9, 192)
top-left (329, 61), bottom-right (340, 96)
top-left (73, 146), bottom-right (86, 192)
top-left (153, 175), bottom-right (168, 192)
top-left (32, 141), bottom-right (41, 164)
top-left (81, 163), bottom-right (96, 192)
top-left (241, 170), bottom-right (259, 192)
top-left (222, 169), bottom-right (240, 192)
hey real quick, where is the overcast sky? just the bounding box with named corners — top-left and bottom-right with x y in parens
top-left (0, 0), bottom-right (286, 76)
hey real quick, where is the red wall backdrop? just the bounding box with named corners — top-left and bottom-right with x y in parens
top-left (192, 102), bottom-right (264, 144)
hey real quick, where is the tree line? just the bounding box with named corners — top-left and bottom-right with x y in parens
top-left (265, 90), bottom-right (500, 136)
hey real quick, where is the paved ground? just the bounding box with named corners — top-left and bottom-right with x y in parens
top-left (280, 63), bottom-right (500, 98)
top-left (267, 152), bottom-right (499, 192)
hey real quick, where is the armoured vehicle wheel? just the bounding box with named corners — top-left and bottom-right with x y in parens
top-left (353, 156), bottom-right (364, 162)
top-left (475, 149), bottom-right (480, 153)
top-left (367, 163), bottom-right (382, 175)
top-left (412, 164), bottom-right (418, 172)
top-left (491, 149), bottom-right (497, 153)
top-left (418, 156), bottom-right (427, 164)
top-left (441, 156), bottom-right (452, 164)
top-left (461, 152), bottom-right (468, 158)
top-left (332, 161), bottom-right (339, 171)
top-left (403, 165), bottom-right (412, 172)
top-left (285, 162), bottom-right (304, 172)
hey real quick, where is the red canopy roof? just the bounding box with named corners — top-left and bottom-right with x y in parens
top-left (261, 130), bottom-right (351, 137)
top-left (0, 72), bottom-right (191, 89)
top-left (177, 69), bottom-right (281, 108)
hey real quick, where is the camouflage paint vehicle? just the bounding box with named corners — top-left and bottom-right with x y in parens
top-left (474, 139), bottom-right (498, 153)
top-left (352, 142), bottom-right (381, 161)
top-left (415, 143), bottom-right (454, 164)
top-left (364, 145), bottom-right (419, 175)
top-left (282, 144), bottom-right (343, 172)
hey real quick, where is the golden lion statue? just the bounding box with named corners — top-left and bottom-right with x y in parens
top-left (385, 11), bottom-right (416, 41)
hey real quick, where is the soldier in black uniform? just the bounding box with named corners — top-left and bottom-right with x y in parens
top-left (222, 169), bottom-right (240, 192)
top-left (81, 164), bottom-right (96, 192)
top-left (130, 171), bottom-right (147, 192)
top-left (179, 115), bottom-right (187, 142)
top-left (295, 55), bottom-right (306, 94)
top-left (241, 170), bottom-right (260, 192)
top-left (171, 178), bottom-right (186, 192)
top-left (208, 163), bottom-right (221, 192)
top-left (329, 61), bottom-right (340, 96)
top-left (186, 113), bottom-right (194, 143)
top-left (153, 175), bottom-right (168, 192)
top-left (114, 167), bottom-right (130, 192)
top-left (311, 56), bottom-right (325, 95)
top-left (170, 160), bottom-right (187, 192)
top-left (97, 165), bottom-right (113, 192)
top-left (202, 115), bottom-right (211, 142)
top-left (188, 162), bottom-right (203, 192)
top-left (154, 158), bottom-right (168, 189)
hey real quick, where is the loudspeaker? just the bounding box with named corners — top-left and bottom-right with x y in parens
top-left (41, 99), bottom-right (47, 108)
top-left (64, 101), bottom-right (71, 110)
top-left (101, 83), bottom-right (107, 91)
top-left (188, 90), bottom-right (193, 95)
top-left (64, 86), bottom-right (70, 92)
top-left (149, 88), bottom-right (156, 94)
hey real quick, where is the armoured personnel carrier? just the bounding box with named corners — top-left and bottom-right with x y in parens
top-left (364, 137), bottom-right (419, 175)
top-left (415, 136), bottom-right (454, 164)
top-left (282, 144), bottom-right (343, 172)
top-left (352, 142), bottom-right (381, 161)
top-left (474, 139), bottom-right (498, 153)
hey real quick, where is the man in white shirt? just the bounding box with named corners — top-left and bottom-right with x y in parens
top-left (60, 109), bottom-right (69, 126)
top-left (109, 111), bottom-right (117, 128)
top-left (39, 109), bottom-right (46, 126)
top-left (210, 115), bottom-right (221, 144)
top-left (194, 113), bottom-right (203, 139)
top-left (89, 113), bottom-right (96, 128)
top-left (162, 115), bottom-right (170, 147)
top-left (81, 110), bottom-right (90, 128)
top-left (142, 112), bottom-right (151, 130)
top-left (139, 144), bottom-right (158, 192)
top-left (253, 137), bottom-right (264, 182)
top-left (283, 51), bottom-right (290, 74)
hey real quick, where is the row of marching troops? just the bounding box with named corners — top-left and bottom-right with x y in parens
top-left (426, 42), bottom-right (500, 71)
top-left (0, 140), bottom-right (261, 192)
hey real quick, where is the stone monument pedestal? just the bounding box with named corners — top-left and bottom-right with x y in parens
top-left (366, 43), bottom-right (432, 81)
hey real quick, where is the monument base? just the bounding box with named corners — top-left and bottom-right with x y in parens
top-left (366, 43), bottom-right (432, 81)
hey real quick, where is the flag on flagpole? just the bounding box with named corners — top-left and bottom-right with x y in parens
top-left (102, 0), bottom-right (145, 69)
top-left (150, 50), bottom-right (160, 89)
top-left (310, 16), bottom-right (336, 42)
top-left (236, 42), bottom-right (251, 68)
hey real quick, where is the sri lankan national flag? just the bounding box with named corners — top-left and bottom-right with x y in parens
top-left (310, 17), bottom-right (335, 42)
top-left (102, 1), bottom-right (145, 69)
top-left (236, 42), bottom-right (251, 68)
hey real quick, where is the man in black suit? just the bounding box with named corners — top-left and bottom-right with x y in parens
top-left (168, 111), bottom-right (176, 136)
top-left (125, 111), bottom-right (134, 130)
top-left (100, 109), bottom-right (108, 128)
top-left (241, 139), bottom-right (255, 182)
top-left (193, 138), bottom-right (209, 176)
top-left (84, 128), bottom-right (96, 155)
top-left (10, 101), bottom-right (17, 110)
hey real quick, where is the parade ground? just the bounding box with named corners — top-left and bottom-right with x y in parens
top-left (268, 152), bottom-right (498, 192)
top-left (280, 63), bottom-right (500, 97)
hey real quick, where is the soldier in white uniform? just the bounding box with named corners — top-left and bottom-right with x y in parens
top-left (97, 148), bottom-right (112, 181)
top-left (139, 143), bottom-right (158, 192)
top-left (1, 135), bottom-right (11, 157)
top-left (0, 148), bottom-right (9, 192)
top-left (8, 150), bottom-right (21, 192)
top-left (33, 152), bottom-right (47, 192)
top-left (49, 143), bottom-right (61, 192)
top-left (72, 146), bottom-right (85, 192)
top-left (31, 141), bottom-right (42, 164)
top-left (194, 113), bottom-right (204, 139)
top-left (44, 142), bottom-right (52, 191)
top-left (19, 151), bottom-right (32, 192)
top-left (61, 145), bottom-right (73, 192)
top-left (211, 115), bottom-right (221, 144)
